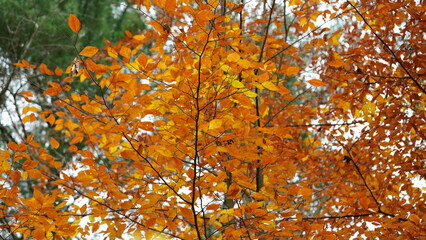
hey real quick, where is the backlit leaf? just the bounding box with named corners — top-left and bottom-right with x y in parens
top-left (68, 14), bottom-right (81, 33)
top-left (227, 52), bottom-right (240, 62)
top-left (262, 81), bottom-right (279, 91)
top-left (231, 80), bottom-right (245, 88)
top-left (80, 46), bottom-right (99, 57)
top-left (39, 63), bottom-right (54, 75)
top-left (286, 66), bottom-right (301, 75)
top-left (50, 137), bottom-right (60, 149)
top-left (0, 150), bottom-right (11, 161)
top-left (209, 119), bottom-right (223, 129)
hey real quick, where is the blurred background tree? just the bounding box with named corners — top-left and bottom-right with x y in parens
top-left (0, 0), bottom-right (146, 143)
top-left (0, 1), bottom-right (146, 228)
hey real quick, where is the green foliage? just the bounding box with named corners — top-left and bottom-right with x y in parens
top-left (0, 0), bottom-right (145, 67)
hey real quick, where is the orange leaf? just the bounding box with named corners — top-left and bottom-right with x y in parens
top-left (252, 208), bottom-right (268, 216)
top-left (286, 66), bottom-right (301, 75)
top-left (0, 150), bottom-right (11, 161)
top-left (308, 79), bottom-right (326, 87)
top-left (147, 20), bottom-right (166, 34)
top-left (359, 197), bottom-right (370, 209)
top-left (68, 14), bottom-right (81, 33)
top-left (22, 160), bottom-right (39, 170)
top-left (18, 91), bottom-right (33, 97)
top-left (50, 137), bottom-right (60, 149)
top-left (165, 0), bottom-right (176, 12)
top-left (27, 169), bottom-right (44, 179)
top-left (227, 183), bottom-right (240, 197)
top-left (14, 59), bottom-right (35, 69)
top-left (8, 170), bottom-right (21, 182)
top-left (80, 46), bottom-right (99, 57)
top-left (46, 114), bottom-right (55, 125)
top-left (327, 59), bottom-right (345, 67)
top-left (408, 214), bottom-right (420, 225)
top-left (22, 106), bottom-right (40, 115)
top-left (179, 207), bottom-right (194, 223)
top-left (197, 9), bottom-right (215, 21)
top-left (298, 188), bottom-right (313, 196)
top-left (22, 114), bottom-right (37, 123)
top-left (81, 158), bottom-right (96, 165)
top-left (32, 228), bottom-right (45, 240)
top-left (8, 142), bottom-right (27, 152)
top-left (278, 85), bottom-right (291, 95)
top-left (54, 67), bottom-right (63, 76)
top-left (136, 53), bottom-right (149, 67)
top-left (39, 63), bottom-right (54, 75)
top-left (43, 88), bottom-right (61, 96)
top-left (119, 46), bottom-right (131, 59)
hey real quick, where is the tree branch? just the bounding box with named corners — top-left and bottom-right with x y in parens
top-left (346, 0), bottom-right (426, 96)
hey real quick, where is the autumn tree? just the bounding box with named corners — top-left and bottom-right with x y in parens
top-left (1, 0), bottom-right (425, 239)
top-left (0, 0), bottom-right (146, 147)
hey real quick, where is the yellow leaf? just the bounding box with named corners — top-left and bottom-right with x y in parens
top-left (231, 80), bottom-right (245, 88)
top-left (1, 160), bottom-right (11, 173)
top-left (71, 93), bottom-right (81, 101)
top-left (239, 59), bottom-right (252, 69)
top-left (308, 79), bottom-right (326, 87)
top-left (362, 102), bottom-right (376, 115)
top-left (209, 119), bottom-right (223, 129)
top-left (262, 81), bottom-right (279, 91)
top-left (50, 137), bottom-right (60, 149)
top-left (68, 14), bottom-right (81, 33)
top-left (107, 48), bottom-right (119, 59)
top-left (154, 146), bottom-right (173, 157)
top-left (80, 46), bottom-right (99, 57)
top-left (244, 90), bottom-right (257, 97)
top-left (227, 52), bottom-right (240, 62)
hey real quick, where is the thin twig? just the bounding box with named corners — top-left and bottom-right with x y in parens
top-left (346, 0), bottom-right (426, 96)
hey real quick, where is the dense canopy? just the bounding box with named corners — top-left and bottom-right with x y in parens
top-left (1, 0), bottom-right (425, 239)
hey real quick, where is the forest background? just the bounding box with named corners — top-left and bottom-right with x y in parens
top-left (0, 0), bottom-right (425, 239)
